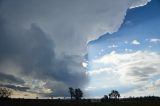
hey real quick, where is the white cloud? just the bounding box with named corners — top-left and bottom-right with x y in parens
top-left (123, 78), bottom-right (160, 97)
top-left (11, 90), bottom-right (37, 99)
top-left (87, 51), bottom-right (160, 96)
top-left (129, 0), bottom-right (151, 9)
top-left (131, 40), bottom-right (140, 45)
top-left (149, 38), bottom-right (160, 43)
top-left (93, 51), bottom-right (160, 84)
top-left (27, 80), bottom-right (52, 94)
top-left (108, 44), bottom-right (118, 48)
top-left (148, 45), bottom-right (152, 48)
top-left (82, 62), bottom-right (88, 68)
top-left (101, 49), bottom-right (104, 52)
top-left (124, 41), bottom-right (128, 44)
top-left (125, 48), bottom-right (133, 52)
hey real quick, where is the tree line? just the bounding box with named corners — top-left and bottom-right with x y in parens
top-left (0, 86), bottom-right (120, 100)
top-left (68, 87), bottom-right (120, 101)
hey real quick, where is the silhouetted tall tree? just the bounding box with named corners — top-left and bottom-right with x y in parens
top-left (0, 87), bottom-right (12, 98)
top-left (74, 88), bottom-right (83, 100)
top-left (109, 90), bottom-right (120, 99)
top-left (69, 87), bottom-right (74, 100)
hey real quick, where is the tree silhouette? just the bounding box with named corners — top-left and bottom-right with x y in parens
top-left (109, 90), bottom-right (120, 99)
top-left (104, 95), bottom-right (108, 100)
top-left (74, 88), bottom-right (83, 100)
top-left (69, 87), bottom-right (83, 100)
top-left (101, 95), bottom-right (109, 102)
top-left (69, 87), bottom-right (74, 100)
top-left (0, 87), bottom-right (12, 98)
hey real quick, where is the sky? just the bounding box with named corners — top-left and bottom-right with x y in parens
top-left (86, 0), bottom-right (160, 97)
top-left (0, 0), bottom-right (159, 98)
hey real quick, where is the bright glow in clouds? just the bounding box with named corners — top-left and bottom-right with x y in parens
top-left (82, 62), bottom-right (88, 68)
top-left (86, 51), bottom-right (160, 97)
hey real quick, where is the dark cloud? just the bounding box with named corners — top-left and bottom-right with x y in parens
top-left (0, 72), bottom-right (24, 84)
top-left (0, 84), bottom-right (29, 92)
top-left (127, 67), bottom-right (158, 82)
top-left (0, 15), bottom-right (88, 96)
top-left (0, 0), bottom-right (133, 56)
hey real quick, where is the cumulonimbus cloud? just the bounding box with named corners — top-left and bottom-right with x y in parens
top-left (0, 0), bottom-right (151, 97)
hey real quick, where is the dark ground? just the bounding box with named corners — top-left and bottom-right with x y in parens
top-left (0, 97), bottom-right (160, 106)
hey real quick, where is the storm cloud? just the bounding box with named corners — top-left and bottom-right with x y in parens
top-left (0, 0), bottom-right (151, 97)
top-left (0, 84), bottom-right (29, 92)
top-left (0, 72), bottom-right (24, 85)
top-left (0, 16), bottom-right (87, 96)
